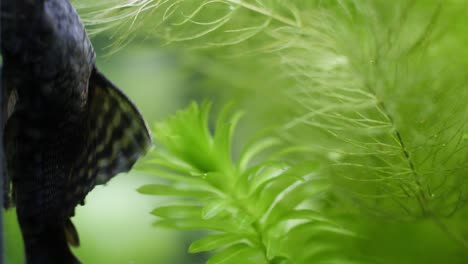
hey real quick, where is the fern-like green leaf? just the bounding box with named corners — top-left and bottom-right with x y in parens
top-left (189, 233), bottom-right (249, 253)
top-left (138, 102), bottom-right (356, 263)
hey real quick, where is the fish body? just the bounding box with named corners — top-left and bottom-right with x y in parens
top-left (1, 1), bottom-right (152, 263)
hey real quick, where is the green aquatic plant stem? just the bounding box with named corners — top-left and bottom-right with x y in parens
top-left (371, 84), bottom-right (468, 250)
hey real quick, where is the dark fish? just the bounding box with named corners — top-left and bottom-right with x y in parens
top-left (1, 0), bottom-right (152, 263)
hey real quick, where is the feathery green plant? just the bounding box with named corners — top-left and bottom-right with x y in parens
top-left (76, 0), bottom-right (468, 262)
top-left (138, 102), bottom-right (357, 264)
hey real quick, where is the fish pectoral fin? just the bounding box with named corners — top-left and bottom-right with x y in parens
top-left (65, 219), bottom-right (80, 247)
top-left (66, 67), bottom-right (152, 217)
top-left (82, 67), bottom-right (152, 185)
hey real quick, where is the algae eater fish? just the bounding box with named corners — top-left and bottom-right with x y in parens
top-left (1, 0), bottom-right (152, 263)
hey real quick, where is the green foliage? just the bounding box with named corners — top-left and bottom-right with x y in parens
top-left (77, 0), bottom-right (468, 263)
top-left (139, 102), bottom-right (357, 264)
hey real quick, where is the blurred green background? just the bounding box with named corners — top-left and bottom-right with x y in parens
top-left (4, 0), bottom-right (468, 263)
